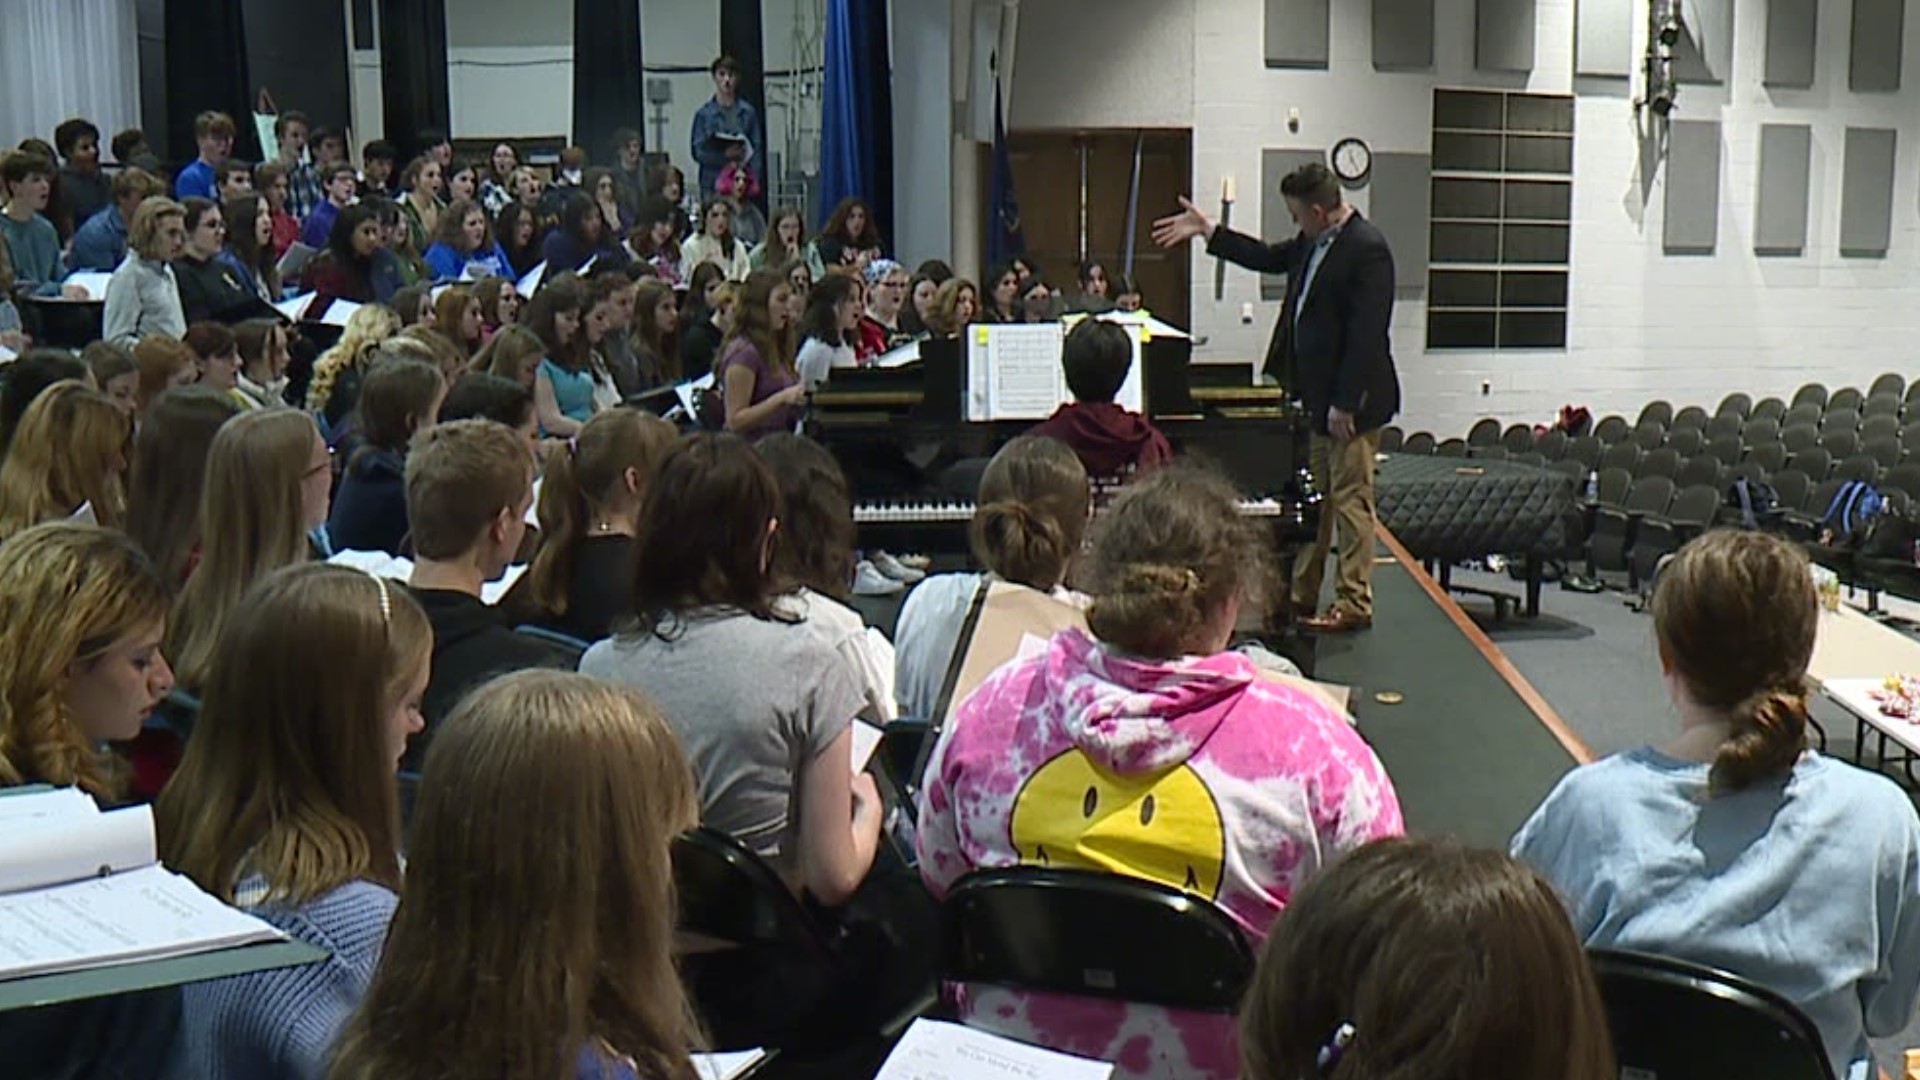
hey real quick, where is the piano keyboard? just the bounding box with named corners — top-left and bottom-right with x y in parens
top-left (854, 497), bottom-right (1289, 524)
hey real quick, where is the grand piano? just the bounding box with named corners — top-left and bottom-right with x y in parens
top-left (805, 332), bottom-right (1320, 561)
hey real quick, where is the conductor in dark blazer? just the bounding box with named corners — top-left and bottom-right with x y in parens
top-left (1153, 162), bottom-right (1400, 633)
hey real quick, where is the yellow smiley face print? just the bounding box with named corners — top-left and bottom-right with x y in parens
top-left (1008, 749), bottom-right (1227, 900)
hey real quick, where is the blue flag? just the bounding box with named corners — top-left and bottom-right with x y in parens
top-left (988, 74), bottom-right (1024, 266)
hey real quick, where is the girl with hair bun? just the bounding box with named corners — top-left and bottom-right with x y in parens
top-left (1514, 528), bottom-right (1920, 1080)
top-left (915, 463), bottom-right (1403, 1080)
top-left (894, 435), bottom-right (1091, 720)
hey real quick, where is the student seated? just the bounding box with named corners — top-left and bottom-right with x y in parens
top-left (0, 524), bottom-right (173, 801)
top-left (1029, 319), bottom-right (1170, 491)
top-left (580, 433), bottom-right (881, 905)
top-left (166, 409), bottom-right (334, 691)
top-left (793, 273), bottom-right (861, 391)
top-left (125, 386), bottom-right (242, 584)
top-left (158, 564), bottom-right (430, 1080)
top-left (0, 380), bottom-right (131, 540)
top-left (1513, 529), bottom-right (1920, 1080)
top-left (82, 340), bottom-right (142, 417)
top-left (103, 197), bottom-right (189, 346)
top-left (438, 372), bottom-right (536, 449)
top-left (70, 166), bottom-right (166, 272)
top-left (0, 350), bottom-right (88, 449)
top-left (915, 464), bottom-right (1404, 1080)
top-left (307, 302), bottom-right (404, 429)
top-left (894, 435), bottom-right (1090, 720)
top-left (507, 407), bottom-right (676, 643)
top-left (328, 356), bottom-right (446, 555)
top-left (758, 433), bottom-right (898, 722)
top-left (1244, 838), bottom-right (1617, 1080)
top-left (403, 419), bottom-right (571, 768)
top-left (326, 671), bottom-right (701, 1080)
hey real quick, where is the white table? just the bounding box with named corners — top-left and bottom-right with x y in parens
top-left (1809, 605), bottom-right (1920, 784)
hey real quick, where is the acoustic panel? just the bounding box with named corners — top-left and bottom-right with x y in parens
top-left (1265, 0), bottom-right (1330, 69)
top-left (1477, 0), bottom-right (1536, 72)
top-left (1764, 0), bottom-right (1818, 87)
top-left (1672, 0), bottom-right (1733, 85)
top-left (1574, 0), bottom-right (1632, 77)
top-left (1662, 119), bottom-right (1720, 255)
top-left (1373, 0), bottom-right (1434, 69)
top-left (1754, 124), bottom-right (1811, 256)
top-left (1369, 153), bottom-right (1431, 288)
top-left (1259, 148), bottom-right (1328, 300)
top-left (1851, 0), bottom-right (1905, 92)
top-left (1840, 127), bottom-right (1897, 256)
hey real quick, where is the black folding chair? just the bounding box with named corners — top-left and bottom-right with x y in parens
top-left (1588, 949), bottom-right (1835, 1080)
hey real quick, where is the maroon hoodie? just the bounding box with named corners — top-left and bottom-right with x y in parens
top-left (1028, 401), bottom-right (1173, 480)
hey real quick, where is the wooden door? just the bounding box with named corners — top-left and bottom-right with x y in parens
top-left (998, 129), bottom-right (1193, 328)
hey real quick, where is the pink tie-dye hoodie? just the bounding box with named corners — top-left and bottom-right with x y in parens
top-left (916, 627), bottom-right (1403, 1080)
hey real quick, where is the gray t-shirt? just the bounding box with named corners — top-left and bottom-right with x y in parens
top-left (579, 607), bottom-right (862, 859)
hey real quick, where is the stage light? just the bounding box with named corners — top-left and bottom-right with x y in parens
top-left (1652, 0), bottom-right (1683, 48)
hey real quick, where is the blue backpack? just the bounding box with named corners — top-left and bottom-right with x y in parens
top-left (1822, 480), bottom-right (1888, 543)
top-left (1726, 478), bottom-right (1780, 530)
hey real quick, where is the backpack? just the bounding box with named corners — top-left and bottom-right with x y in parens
top-left (1860, 491), bottom-right (1920, 561)
top-left (1725, 478), bottom-right (1780, 530)
top-left (1821, 480), bottom-right (1888, 547)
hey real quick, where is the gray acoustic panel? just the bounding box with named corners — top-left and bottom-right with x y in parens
top-left (1575, 0), bottom-right (1632, 77)
top-left (1840, 127), bottom-right (1897, 256)
top-left (1662, 119), bottom-right (1721, 255)
top-left (1754, 124), bottom-right (1812, 256)
top-left (1259, 148), bottom-right (1327, 300)
top-left (1373, 0), bottom-right (1434, 69)
top-left (1265, 0), bottom-right (1331, 69)
top-left (1851, 0), bottom-right (1905, 91)
top-left (1476, 0), bottom-right (1536, 72)
top-left (1764, 0), bottom-right (1818, 87)
top-left (1369, 153), bottom-right (1432, 288)
top-left (1672, 0), bottom-right (1734, 85)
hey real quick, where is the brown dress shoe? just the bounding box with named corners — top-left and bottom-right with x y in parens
top-left (1299, 609), bottom-right (1373, 633)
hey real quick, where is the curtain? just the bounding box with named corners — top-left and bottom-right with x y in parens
top-left (573, 0), bottom-right (647, 160)
top-left (165, 0), bottom-right (256, 164)
top-left (378, 0), bottom-right (451, 162)
top-left (719, 0), bottom-right (766, 216)
top-left (817, 0), bottom-right (894, 244)
top-left (0, 0), bottom-right (142, 153)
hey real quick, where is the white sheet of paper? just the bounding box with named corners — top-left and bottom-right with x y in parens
top-left (0, 804), bottom-right (157, 896)
top-left (672, 371), bottom-right (715, 420)
top-left (430, 283), bottom-right (452, 301)
top-left (577, 255), bottom-right (597, 276)
top-left (276, 242), bottom-right (319, 280)
top-left (518, 261), bottom-right (548, 297)
top-left (319, 298), bottom-right (363, 328)
top-left (850, 719), bottom-right (883, 774)
top-left (1095, 310), bottom-right (1193, 341)
top-left (694, 1049), bottom-right (768, 1080)
top-left (0, 341), bottom-right (16, 363)
top-left (273, 292), bottom-right (316, 322)
top-left (329, 550), bottom-right (527, 606)
top-left (0, 864), bottom-right (285, 980)
top-left (986, 324), bottom-right (1063, 420)
top-left (874, 1019), bottom-right (1114, 1080)
top-left (874, 340), bottom-right (920, 369)
top-left (64, 272), bottom-right (112, 301)
top-left (0, 787), bottom-right (99, 824)
top-left (526, 478), bottom-right (543, 526)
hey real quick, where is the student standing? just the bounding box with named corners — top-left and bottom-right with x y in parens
top-left (690, 55), bottom-right (764, 200)
top-left (53, 117), bottom-right (110, 240)
top-left (273, 111), bottom-right (325, 224)
top-left (171, 111), bottom-right (236, 201)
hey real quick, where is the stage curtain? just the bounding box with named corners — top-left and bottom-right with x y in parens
top-left (818, 0), bottom-right (894, 243)
top-left (377, 0), bottom-right (450, 161)
top-left (719, 0), bottom-right (767, 215)
top-left (573, 0), bottom-right (646, 160)
top-left (164, 0), bottom-right (255, 164)
top-left (1, 0), bottom-right (141, 156)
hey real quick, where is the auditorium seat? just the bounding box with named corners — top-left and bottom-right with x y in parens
top-left (1501, 423), bottom-right (1537, 453)
top-left (1705, 413), bottom-right (1744, 441)
top-left (1725, 461), bottom-right (1767, 489)
top-left (1827, 387), bottom-right (1864, 414)
top-left (1748, 443), bottom-right (1790, 476)
top-left (1379, 425), bottom-right (1404, 452)
top-left (1635, 448), bottom-right (1681, 480)
top-left (941, 867), bottom-right (1253, 1013)
top-left (1705, 435), bottom-right (1742, 466)
top-left (1817, 429), bottom-right (1858, 460)
top-left (1833, 455), bottom-right (1879, 484)
top-left (1819, 410), bottom-right (1859, 435)
top-left (1751, 398), bottom-right (1788, 423)
top-left (1742, 417), bottom-right (1780, 447)
top-left (1861, 413), bottom-right (1902, 442)
top-left (1671, 405), bottom-right (1708, 431)
top-left (1589, 950), bottom-right (1834, 1080)
top-left (1862, 393), bottom-right (1902, 419)
top-left (1765, 470), bottom-right (1812, 515)
top-left (1636, 401), bottom-right (1674, 430)
top-left (1599, 442), bottom-right (1640, 474)
top-left (1779, 425), bottom-right (1819, 454)
top-left (1467, 418), bottom-right (1502, 447)
top-left (1535, 428), bottom-right (1569, 460)
top-left (1906, 381), bottom-right (1920, 412)
top-left (1870, 372), bottom-right (1906, 401)
top-left (1782, 404), bottom-right (1822, 431)
top-left (1715, 392), bottom-right (1753, 419)
top-left (1791, 383), bottom-right (1829, 410)
top-left (1630, 484), bottom-right (1721, 589)
top-left (1786, 447), bottom-right (1831, 481)
top-left (1666, 428), bottom-right (1705, 458)
top-left (1565, 435), bottom-right (1602, 470)
top-left (1881, 464), bottom-right (1920, 502)
top-left (1862, 437), bottom-right (1902, 473)
top-left (1468, 445), bottom-right (1510, 462)
top-left (1594, 415), bottom-right (1631, 444)
top-left (1436, 438), bottom-right (1468, 457)
top-left (1674, 456), bottom-right (1721, 490)
top-left (1401, 431), bottom-right (1436, 455)
top-left (1590, 476), bottom-right (1674, 575)
top-left (1631, 423), bottom-right (1667, 452)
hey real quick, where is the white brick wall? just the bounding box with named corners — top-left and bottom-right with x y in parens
top-left (1176, 0), bottom-right (1920, 439)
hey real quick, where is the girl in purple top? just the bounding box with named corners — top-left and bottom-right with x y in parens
top-left (917, 466), bottom-right (1404, 1080)
top-left (717, 269), bottom-right (805, 441)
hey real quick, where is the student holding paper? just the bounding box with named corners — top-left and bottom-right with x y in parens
top-left (0, 381), bottom-right (131, 540)
top-left (579, 433), bottom-right (882, 906)
top-left (102, 197), bottom-right (188, 346)
top-left (716, 269), bottom-right (804, 441)
top-left (423, 198), bottom-right (514, 283)
top-left (916, 465), bottom-right (1403, 1080)
top-left (158, 564), bottom-right (430, 1080)
top-left (0, 523), bottom-right (173, 802)
top-left (506, 407), bottom-right (676, 643)
top-left (327, 670), bottom-right (703, 1080)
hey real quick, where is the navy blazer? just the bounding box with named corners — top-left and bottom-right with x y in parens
top-left (1207, 211), bottom-right (1401, 436)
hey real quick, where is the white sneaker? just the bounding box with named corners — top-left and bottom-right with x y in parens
top-left (852, 560), bottom-right (905, 596)
top-left (871, 551), bottom-right (926, 584)
top-left (896, 552), bottom-right (932, 570)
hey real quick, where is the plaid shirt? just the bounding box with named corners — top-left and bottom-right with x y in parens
top-left (284, 160), bottom-right (324, 223)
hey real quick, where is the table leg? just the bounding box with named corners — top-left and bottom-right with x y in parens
top-left (1525, 554), bottom-right (1543, 617)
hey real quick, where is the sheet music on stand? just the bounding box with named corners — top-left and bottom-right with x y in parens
top-left (965, 323), bottom-right (1142, 422)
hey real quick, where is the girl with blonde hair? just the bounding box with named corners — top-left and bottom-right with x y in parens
top-left (470, 323), bottom-right (545, 389)
top-left (509, 407), bottom-right (677, 642)
top-left (0, 380), bottom-right (131, 539)
top-left (0, 523), bottom-right (173, 802)
top-left (327, 670), bottom-right (701, 1080)
top-left (159, 563), bottom-right (430, 1080)
top-left (307, 301), bottom-right (403, 427)
top-left (925, 277), bottom-right (978, 338)
top-left (164, 408), bottom-right (333, 690)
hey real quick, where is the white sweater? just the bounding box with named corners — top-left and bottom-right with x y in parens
top-left (102, 254), bottom-right (186, 346)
